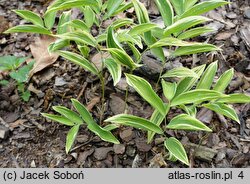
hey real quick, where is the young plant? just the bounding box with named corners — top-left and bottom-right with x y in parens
top-left (105, 61), bottom-right (250, 165)
top-left (0, 56), bottom-right (34, 101)
top-left (4, 0), bottom-right (248, 167)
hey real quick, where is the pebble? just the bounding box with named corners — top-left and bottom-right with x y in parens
top-left (113, 144), bottom-right (126, 154)
top-left (244, 7), bottom-right (250, 19)
top-left (119, 128), bottom-right (134, 142)
top-left (126, 146), bottom-right (136, 157)
top-left (226, 12), bottom-right (237, 19)
top-left (0, 125), bottom-right (9, 139)
top-left (135, 138), bottom-right (152, 152)
top-left (93, 147), bottom-right (113, 161)
top-left (54, 77), bottom-right (67, 87)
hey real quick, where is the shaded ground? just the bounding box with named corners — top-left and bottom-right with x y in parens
top-left (0, 0), bottom-right (250, 168)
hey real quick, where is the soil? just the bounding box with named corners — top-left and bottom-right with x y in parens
top-left (0, 0), bottom-right (250, 168)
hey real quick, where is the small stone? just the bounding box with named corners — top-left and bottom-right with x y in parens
top-left (77, 148), bottom-right (94, 166)
top-left (215, 150), bottom-right (226, 162)
top-left (94, 147), bottom-right (113, 161)
top-left (55, 77), bottom-right (67, 86)
top-left (207, 133), bottom-right (220, 147)
top-left (109, 94), bottom-right (126, 115)
top-left (126, 146), bottom-right (136, 157)
top-left (135, 138), bottom-right (152, 152)
top-left (149, 153), bottom-right (167, 168)
top-left (116, 78), bottom-right (135, 92)
top-left (113, 144), bottom-right (126, 154)
top-left (226, 12), bottom-right (237, 19)
top-left (0, 125), bottom-right (9, 139)
top-left (76, 134), bottom-right (89, 143)
top-left (244, 7), bottom-right (250, 19)
top-left (119, 128), bottom-right (134, 142)
top-left (30, 160), bottom-right (36, 168)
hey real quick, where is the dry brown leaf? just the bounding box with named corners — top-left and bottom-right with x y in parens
top-left (90, 52), bottom-right (110, 71)
top-left (29, 35), bottom-right (59, 76)
top-left (86, 96), bottom-right (100, 111)
top-left (9, 119), bottom-right (27, 129)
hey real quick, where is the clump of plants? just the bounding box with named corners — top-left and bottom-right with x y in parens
top-left (0, 55), bottom-right (34, 101)
top-left (5, 0), bottom-right (250, 166)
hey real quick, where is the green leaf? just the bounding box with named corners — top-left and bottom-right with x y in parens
top-left (162, 67), bottom-right (198, 78)
top-left (175, 64), bottom-right (206, 96)
top-left (169, 0), bottom-right (184, 15)
top-left (105, 48), bottom-right (139, 70)
top-left (48, 39), bottom-right (70, 52)
top-left (164, 137), bottom-right (189, 166)
top-left (105, 114), bottom-right (163, 134)
top-left (87, 122), bottom-right (120, 144)
top-left (167, 114), bottom-right (212, 132)
top-left (9, 61), bottom-right (34, 83)
top-left (53, 106), bottom-right (83, 125)
top-left (71, 99), bottom-right (120, 144)
top-left (128, 43), bottom-right (141, 62)
top-left (184, 0), bottom-right (199, 11)
top-left (147, 109), bottom-right (168, 143)
top-left (44, 11), bottom-right (57, 30)
top-left (41, 113), bottom-right (75, 126)
top-left (103, 124), bottom-right (120, 131)
top-left (71, 99), bottom-right (95, 125)
top-left (4, 25), bottom-right (51, 35)
top-left (126, 74), bottom-right (167, 115)
top-left (111, 18), bottom-right (134, 30)
top-left (196, 61), bottom-right (218, 89)
top-left (113, 2), bottom-right (133, 16)
top-left (173, 44), bottom-right (219, 57)
top-left (107, 26), bottom-right (123, 50)
top-left (150, 37), bottom-right (198, 48)
top-left (57, 10), bottom-right (71, 34)
top-left (21, 90), bottom-right (31, 102)
top-left (65, 20), bottom-right (89, 32)
top-left (66, 124), bottom-right (80, 153)
top-left (132, 0), bottom-right (149, 24)
top-left (177, 27), bottom-right (214, 40)
top-left (104, 58), bottom-right (121, 86)
top-left (171, 89), bottom-right (226, 106)
top-left (144, 32), bottom-right (165, 62)
top-left (128, 23), bottom-right (158, 36)
top-left (84, 6), bottom-right (95, 28)
top-left (105, 0), bottom-right (123, 19)
top-left (14, 10), bottom-right (44, 27)
top-left (118, 32), bottom-right (143, 49)
top-left (155, 0), bottom-right (173, 26)
top-left (48, 0), bottom-right (99, 12)
top-left (162, 80), bottom-right (177, 101)
top-left (163, 16), bottom-right (210, 37)
top-left (180, 0), bottom-right (229, 19)
top-left (0, 56), bottom-right (27, 71)
top-left (0, 80), bottom-right (9, 86)
top-left (179, 105), bottom-right (197, 117)
top-left (203, 102), bottom-right (240, 123)
top-left (56, 50), bottom-right (99, 75)
top-left (213, 68), bottom-right (234, 92)
top-left (217, 94), bottom-right (250, 104)
top-left (56, 31), bottom-right (96, 47)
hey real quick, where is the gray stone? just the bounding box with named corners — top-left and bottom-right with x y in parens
top-left (94, 147), bottom-right (113, 161)
top-left (0, 125), bottom-right (9, 139)
top-left (55, 77), bottom-right (67, 87)
top-left (113, 144), bottom-right (126, 154)
top-left (126, 146), bottom-right (136, 157)
top-left (244, 7), bottom-right (250, 19)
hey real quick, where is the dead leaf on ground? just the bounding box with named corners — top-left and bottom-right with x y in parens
top-left (90, 52), bottom-right (110, 71)
top-left (29, 35), bottom-right (59, 77)
top-left (86, 96), bottom-right (100, 111)
top-left (9, 119), bottom-right (27, 129)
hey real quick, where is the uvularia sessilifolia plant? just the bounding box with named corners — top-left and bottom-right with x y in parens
top-left (5, 0), bottom-right (250, 166)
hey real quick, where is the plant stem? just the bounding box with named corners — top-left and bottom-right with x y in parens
top-left (123, 70), bottom-right (133, 113)
top-left (99, 50), bottom-right (106, 125)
